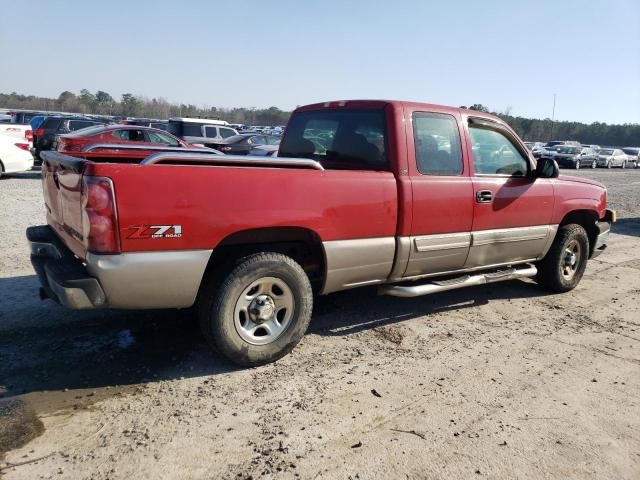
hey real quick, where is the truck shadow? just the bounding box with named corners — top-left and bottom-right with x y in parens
top-left (310, 279), bottom-right (550, 336)
top-left (612, 217), bottom-right (640, 238)
top-left (0, 274), bottom-right (553, 407)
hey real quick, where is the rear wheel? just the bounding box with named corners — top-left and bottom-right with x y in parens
top-left (198, 252), bottom-right (313, 366)
top-left (536, 224), bottom-right (589, 293)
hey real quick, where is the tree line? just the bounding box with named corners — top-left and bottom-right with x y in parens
top-left (0, 90), bottom-right (290, 126)
top-left (1, 91), bottom-right (638, 145)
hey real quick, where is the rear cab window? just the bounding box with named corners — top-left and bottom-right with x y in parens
top-left (279, 109), bottom-right (388, 170)
top-left (413, 112), bottom-right (463, 175)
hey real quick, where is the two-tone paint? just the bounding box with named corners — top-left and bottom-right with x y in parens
top-left (36, 100), bottom-right (610, 309)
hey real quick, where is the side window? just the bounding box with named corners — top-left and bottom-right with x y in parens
top-left (114, 129), bottom-right (147, 142)
top-left (251, 135), bottom-right (267, 145)
top-left (204, 126), bottom-right (218, 138)
top-left (220, 128), bottom-right (235, 139)
top-left (146, 131), bottom-right (180, 146)
top-left (112, 130), bottom-right (129, 140)
top-left (469, 125), bottom-right (529, 176)
top-left (413, 112), bottom-right (463, 175)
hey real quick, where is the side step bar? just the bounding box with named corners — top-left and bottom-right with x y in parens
top-left (378, 265), bottom-right (537, 298)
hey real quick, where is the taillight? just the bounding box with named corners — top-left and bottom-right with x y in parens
top-left (82, 176), bottom-right (120, 253)
top-left (25, 129), bottom-right (33, 142)
top-left (14, 143), bottom-right (30, 151)
top-left (34, 128), bottom-right (45, 137)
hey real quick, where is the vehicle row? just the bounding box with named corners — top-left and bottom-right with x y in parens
top-left (525, 140), bottom-right (640, 169)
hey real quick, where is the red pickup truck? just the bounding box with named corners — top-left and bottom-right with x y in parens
top-left (28, 100), bottom-right (615, 366)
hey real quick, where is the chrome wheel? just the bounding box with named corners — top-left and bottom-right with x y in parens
top-left (561, 240), bottom-right (582, 281)
top-left (233, 276), bottom-right (294, 345)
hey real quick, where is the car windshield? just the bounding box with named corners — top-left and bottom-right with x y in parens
top-left (224, 135), bottom-right (254, 144)
top-left (599, 149), bottom-right (614, 155)
top-left (279, 108), bottom-right (388, 170)
top-left (556, 146), bottom-right (580, 154)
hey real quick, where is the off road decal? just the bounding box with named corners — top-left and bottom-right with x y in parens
top-left (126, 225), bottom-right (182, 239)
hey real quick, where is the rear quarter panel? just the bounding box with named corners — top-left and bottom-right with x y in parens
top-left (88, 163), bottom-right (399, 252)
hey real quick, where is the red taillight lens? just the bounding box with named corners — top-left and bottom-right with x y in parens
top-left (25, 129), bottom-right (33, 142)
top-left (14, 143), bottom-right (30, 151)
top-left (34, 128), bottom-right (45, 137)
top-left (82, 176), bottom-right (120, 253)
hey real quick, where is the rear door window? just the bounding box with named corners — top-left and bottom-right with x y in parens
top-left (279, 109), bottom-right (388, 170)
top-left (413, 112), bottom-right (463, 175)
top-left (146, 130), bottom-right (180, 146)
top-left (204, 126), bottom-right (218, 138)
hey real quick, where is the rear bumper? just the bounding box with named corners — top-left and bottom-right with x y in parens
top-left (27, 225), bottom-right (107, 309)
top-left (27, 225), bottom-right (212, 310)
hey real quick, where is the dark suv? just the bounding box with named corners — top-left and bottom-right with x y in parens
top-left (33, 116), bottom-right (111, 162)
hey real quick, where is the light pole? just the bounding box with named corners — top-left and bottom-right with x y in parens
top-left (550, 93), bottom-right (556, 141)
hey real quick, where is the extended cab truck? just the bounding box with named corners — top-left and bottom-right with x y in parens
top-left (28, 100), bottom-right (615, 366)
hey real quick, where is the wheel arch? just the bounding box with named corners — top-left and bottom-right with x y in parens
top-left (200, 226), bottom-right (326, 294)
top-left (559, 209), bottom-right (599, 257)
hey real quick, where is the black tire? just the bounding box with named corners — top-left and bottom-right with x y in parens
top-left (198, 252), bottom-right (313, 367)
top-left (536, 224), bottom-right (589, 293)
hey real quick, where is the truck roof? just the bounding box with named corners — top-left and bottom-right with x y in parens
top-left (294, 99), bottom-right (506, 124)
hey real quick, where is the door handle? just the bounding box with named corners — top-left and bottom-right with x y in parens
top-left (476, 190), bottom-right (493, 203)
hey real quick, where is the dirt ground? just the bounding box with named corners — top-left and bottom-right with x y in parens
top-left (1, 169), bottom-right (639, 479)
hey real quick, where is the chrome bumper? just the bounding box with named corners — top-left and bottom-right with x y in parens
top-left (27, 225), bottom-right (212, 310)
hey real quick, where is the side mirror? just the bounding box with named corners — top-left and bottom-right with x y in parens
top-left (535, 157), bottom-right (559, 178)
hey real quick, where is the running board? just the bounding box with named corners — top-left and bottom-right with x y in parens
top-left (378, 265), bottom-right (537, 298)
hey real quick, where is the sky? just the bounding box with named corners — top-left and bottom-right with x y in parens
top-left (1, 0), bottom-right (639, 124)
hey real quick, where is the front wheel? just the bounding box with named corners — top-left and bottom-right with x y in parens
top-left (536, 224), bottom-right (589, 293)
top-left (199, 252), bottom-right (313, 366)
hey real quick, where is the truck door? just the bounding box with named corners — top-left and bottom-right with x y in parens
top-left (403, 110), bottom-right (474, 277)
top-left (465, 117), bottom-right (555, 268)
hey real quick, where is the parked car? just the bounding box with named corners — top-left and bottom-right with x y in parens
top-left (168, 117), bottom-right (238, 145)
top-left (524, 141), bottom-right (546, 158)
top-left (552, 145), bottom-right (598, 169)
top-left (0, 133), bottom-right (34, 177)
top-left (33, 116), bottom-right (112, 162)
top-left (8, 110), bottom-right (48, 125)
top-left (55, 124), bottom-right (200, 157)
top-left (0, 124), bottom-right (33, 147)
top-left (248, 144), bottom-right (279, 156)
top-left (28, 99), bottom-right (614, 367)
top-left (621, 147), bottom-right (640, 168)
top-left (597, 148), bottom-right (628, 168)
top-left (214, 134), bottom-right (281, 154)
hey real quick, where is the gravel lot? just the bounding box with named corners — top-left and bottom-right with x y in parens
top-left (1, 169), bottom-right (639, 479)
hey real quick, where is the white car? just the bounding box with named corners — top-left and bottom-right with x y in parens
top-left (597, 148), bottom-right (628, 168)
top-left (0, 133), bottom-right (34, 178)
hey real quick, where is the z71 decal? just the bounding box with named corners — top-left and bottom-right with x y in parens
top-left (126, 225), bottom-right (182, 239)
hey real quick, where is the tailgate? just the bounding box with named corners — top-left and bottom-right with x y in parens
top-left (41, 152), bottom-right (88, 259)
